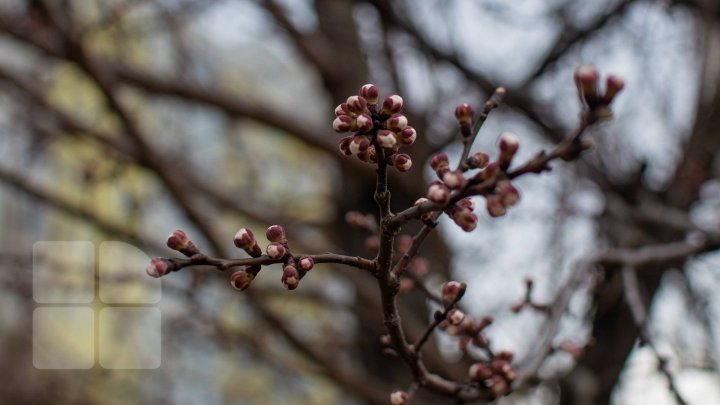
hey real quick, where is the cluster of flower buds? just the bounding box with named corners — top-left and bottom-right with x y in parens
top-left (574, 64), bottom-right (625, 118)
top-left (334, 84), bottom-right (416, 171)
top-left (166, 229), bottom-right (200, 257)
top-left (468, 351), bottom-right (516, 399)
top-left (231, 224), bottom-right (312, 291)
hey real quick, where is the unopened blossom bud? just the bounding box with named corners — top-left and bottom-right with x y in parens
top-left (409, 257), bottom-right (429, 278)
top-left (379, 334), bottom-right (392, 346)
top-left (441, 281), bottom-right (466, 307)
top-left (345, 211), bottom-right (366, 227)
top-left (604, 74), bottom-right (625, 103)
top-left (382, 94), bottom-right (403, 115)
top-left (359, 84), bottom-right (379, 105)
top-left (357, 145), bottom-right (376, 163)
top-left (456, 197), bottom-right (474, 211)
top-left (229, 269), bottom-right (254, 291)
top-left (166, 230), bottom-right (200, 257)
top-left (574, 64), bottom-right (599, 100)
top-left (346, 95), bottom-right (367, 114)
top-left (391, 153), bottom-right (412, 172)
top-left (430, 153), bottom-right (450, 178)
top-left (398, 126), bottom-right (417, 146)
top-left (146, 257), bottom-right (174, 278)
top-left (427, 181), bottom-right (450, 204)
top-left (486, 194), bottom-right (507, 217)
top-left (396, 234), bottom-right (413, 255)
top-left (266, 242), bottom-right (287, 259)
top-left (282, 265), bottom-right (300, 290)
top-left (332, 115), bottom-right (353, 133)
top-left (442, 170), bottom-right (466, 190)
top-left (349, 135), bottom-right (371, 156)
top-left (386, 114), bottom-right (408, 131)
top-left (498, 132), bottom-right (519, 170)
top-left (496, 350), bottom-right (514, 362)
top-left (266, 225), bottom-right (287, 244)
top-left (355, 113), bottom-right (373, 133)
top-left (496, 180), bottom-right (520, 207)
top-left (364, 235), bottom-right (380, 252)
top-left (452, 208), bottom-right (478, 232)
top-left (298, 256), bottom-right (314, 271)
top-left (377, 129), bottom-right (397, 148)
top-left (338, 136), bottom-right (353, 156)
top-left (489, 375), bottom-right (509, 398)
top-left (234, 228), bottom-right (262, 257)
top-left (334, 103), bottom-right (351, 116)
top-left (454, 103), bottom-right (474, 127)
top-left (389, 390), bottom-right (408, 405)
top-left (398, 278), bottom-right (414, 294)
top-left (474, 161), bottom-right (499, 182)
top-left (469, 362), bottom-right (493, 381)
top-left (448, 308), bottom-right (466, 325)
top-left (466, 151), bottom-right (489, 169)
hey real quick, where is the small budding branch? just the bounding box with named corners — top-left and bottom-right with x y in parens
top-left (147, 65), bottom-right (623, 403)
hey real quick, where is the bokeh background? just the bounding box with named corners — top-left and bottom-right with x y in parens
top-left (0, 0), bottom-right (719, 403)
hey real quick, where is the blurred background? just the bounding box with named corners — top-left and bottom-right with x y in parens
top-left (0, 0), bottom-right (719, 403)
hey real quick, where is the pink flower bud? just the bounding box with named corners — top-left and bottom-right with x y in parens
top-left (382, 94), bottom-right (403, 115)
top-left (486, 194), bottom-right (506, 217)
top-left (338, 136), bottom-right (353, 156)
top-left (379, 334), bottom-right (392, 346)
top-left (441, 281), bottom-right (466, 306)
top-left (442, 170), bottom-right (466, 190)
top-left (456, 197), bottom-right (474, 211)
top-left (349, 135), bottom-right (371, 156)
top-left (498, 132), bottom-right (519, 156)
top-left (409, 257), bottom-right (429, 278)
top-left (474, 161), bottom-right (499, 182)
top-left (166, 230), bottom-right (200, 257)
top-left (389, 390), bottom-right (408, 405)
top-left (391, 153), bottom-right (412, 172)
top-left (355, 113), bottom-right (373, 133)
top-left (466, 151), bottom-right (489, 169)
top-left (398, 278), bottom-right (414, 294)
top-left (266, 225), bottom-right (287, 243)
top-left (356, 145), bottom-right (377, 163)
top-left (574, 64), bottom-right (599, 99)
top-left (345, 211), bottom-right (366, 227)
top-left (229, 269), bottom-right (254, 291)
top-left (448, 308), bottom-right (465, 325)
top-left (468, 362), bottom-right (493, 381)
top-left (398, 126), bottom-right (417, 145)
top-left (386, 114), bottom-right (408, 131)
top-left (282, 265), bottom-right (300, 290)
top-left (452, 208), bottom-right (478, 232)
top-left (489, 375), bottom-right (509, 398)
top-left (146, 257), bottom-right (174, 278)
top-left (604, 74), bottom-right (624, 103)
top-left (427, 181), bottom-right (450, 204)
top-left (334, 103), bottom-right (351, 116)
top-left (298, 256), bottom-right (314, 271)
top-left (332, 115), bottom-right (353, 133)
top-left (430, 152), bottom-right (450, 178)
top-left (234, 228), bottom-right (255, 250)
top-left (266, 242), bottom-right (286, 259)
top-left (496, 180), bottom-right (520, 207)
top-left (454, 103), bottom-right (474, 126)
top-left (346, 95), bottom-right (367, 114)
top-left (358, 83), bottom-right (379, 105)
top-left (376, 129), bottom-right (397, 148)
top-left (234, 227), bottom-right (262, 257)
